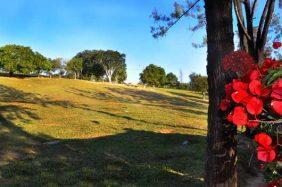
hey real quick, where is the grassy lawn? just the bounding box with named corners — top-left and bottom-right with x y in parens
top-left (0, 77), bottom-right (208, 186)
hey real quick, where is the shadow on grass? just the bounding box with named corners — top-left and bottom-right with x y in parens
top-left (0, 115), bottom-right (205, 186)
top-left (66, 87), bottom-right (208, 116)
top-left (0, 84), bottom-right (205, 186)
top-left (93, 109), bottom-right (207, 132)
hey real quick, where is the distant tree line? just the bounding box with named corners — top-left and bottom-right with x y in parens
top-left (0, 44), bottom-right (127, 83)
top-left (140, 64), bottom-right (208, 93)
top-left (0, 45), bottom-right (61, 77)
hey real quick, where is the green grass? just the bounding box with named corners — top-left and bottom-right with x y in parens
top-left (0, 77), bottom-right (208, 186)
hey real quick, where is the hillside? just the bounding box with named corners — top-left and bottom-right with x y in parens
top-left (0, 77), bottom-right (208, 186)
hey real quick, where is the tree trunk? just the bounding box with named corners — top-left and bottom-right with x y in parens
top-left (205, 0), bottom-right (237, 186)
top-left (74, 72), bottom-right (77, 80)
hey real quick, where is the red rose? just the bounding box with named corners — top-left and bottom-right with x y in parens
top-left (271, 100), bottom-right (282, 116)
top-left (231, 90), bottom-right (250, 104)
top-left (220, 99), bottom-right (230, 111)
top-left (249, 80), bottom-right (262, 96)
top-left (272, 41), bottom-right (282, 49)
top-left (271, 79), bottom-right (282, 100)
top-left (232, 80), bottom-right (248, 91)
top-left (246, 97), bottom-right (263, 115)
top-left (232, 106), bottom-right (248, 126)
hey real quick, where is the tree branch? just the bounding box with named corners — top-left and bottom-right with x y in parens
top-left (251, 0), bottom-right (258, 17)
top-left (234, 0), bottom-right (252, 41)
top-left (162, 0), bottom-right (201, 35)
top-left (256, 0), bottom-right (271, 44)
top-left (243, 0), bottom-right (254, 42)
top-left (260, 0), bottom-right (276, 49)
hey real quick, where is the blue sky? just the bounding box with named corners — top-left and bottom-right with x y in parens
top-left (0, 1), bottom-right (281, 83)
top-left (0, 0), bottom-right (207, 83)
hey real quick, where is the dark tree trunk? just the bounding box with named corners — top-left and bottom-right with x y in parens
top-left (205, 0), bottom-right (237, 186)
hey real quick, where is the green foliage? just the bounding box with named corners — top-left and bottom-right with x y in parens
top-left (51, 58), bottom-right (63, 73)
top-left (96, 50), bottom-right (126, 83)
top-left (112, 63), bottom-right (127, 83)
top-left (166, 72), bottom-right (179, 88)
top-left (140, 64), bottom-right (166, 87)
top-left (75, 50), bottom-right (127, 82)
top-left (66, 57), bottom-right (83, 79)
top-left (34, 52), bottom-right (52, 74)
top-left (189, 73), bottom-right (208, 93)
top-left (264, 68), bottom-right (282, 86)
top-left (0, 44), bottom-right (50, 76)
top-left (75, 50), bottom-right (105, 80)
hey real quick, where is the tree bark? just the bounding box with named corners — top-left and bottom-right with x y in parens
top-left (205, 0), bottom-right (237, 186)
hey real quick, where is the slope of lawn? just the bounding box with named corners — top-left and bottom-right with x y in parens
top-left (0, 77), bottom-right (208, 186)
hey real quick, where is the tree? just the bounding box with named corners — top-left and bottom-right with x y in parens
top-left (33, 52), bottom-right (52, 76)
top-left (75, 50), bottom-right (105, 80)
top-left (189, 73), bottom-right (208, 95)
top-left (0, 45), bottom-right (52, 77)
top-left (151, 0), bottom-right (279, 185)
top-left (112, 63), bottom-right (127, 83)
top-left (96, 50), bottom-right (126, 83)
top-left (0, 45), bottom-right (36, 76)
top-left (140, 64), bottom-right (166, 87)
top-left (66, 57), bottom-right (83, 79)
top-left (205, 1), bottom-right (236, 185)
top-left (166, 72), bottom-right (179, 88)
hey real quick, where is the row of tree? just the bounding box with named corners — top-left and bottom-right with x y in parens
top-left (0, 45), bottom-right (127, 83)
top-left (139, 64), bottom-right (208, 93)
top-left (0, 45), bottom-right (61, 76)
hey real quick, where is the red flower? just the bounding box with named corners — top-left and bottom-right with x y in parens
top-left (271, 100), bottom-right (282, 116)
top-left (257, 146), bottom-right (276, 163)
top-left (271, 79), bottom-right (282, 100)
top-left (272, 41), bottom-right (282, 49)
top-left (249, 70), bottom-right (261, 81)
top-left (232, 80), bottom-right (248, 91)
top-left (232, 106), bottom-right (248, 126)
top-left (255, 133), bottom-right (272, 147)
top-left (227, 112), bottom-right (233, 122)
top-left (261, 87), bottom-right (271, 98)
top-left (246, 97), bottom-right (263, 115)
top-left (268, 178), bottom-right (282, 187)
top-left (254, 133), bottom-right (276, 162)
top-left (231, 90), bottom-right (250, 104)
top-left (220, 99), bottom-right (230, 111)
top-left (222, 51), bottom-right (255, 76)
top-left (249, 80), bottom-right (262, 96)
top-left (246, 120), bottom-right (259, 128)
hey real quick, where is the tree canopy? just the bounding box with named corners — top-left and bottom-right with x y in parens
top-left (74, 50), bottom-right (127, 83)
top-left (66, 57), bottom-right (83, 79)
top-left (166, 72), bottom-right (179, 88)
top-left (0, 45), bottom-right (51, 76)
top-left (140, 64), bottom-right (166, 87)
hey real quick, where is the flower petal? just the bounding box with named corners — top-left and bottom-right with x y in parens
top-left (246, 97), bottom-right (263, 115)
top-left (254, 133), bottom-right (272, 147)
top-left (271, 100), bottom-right (282, 116)
top-left (232, 106), bottom-right (248, 126)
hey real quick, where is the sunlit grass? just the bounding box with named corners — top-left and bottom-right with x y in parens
top-left (0, 77), bottom-right (207, 186)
